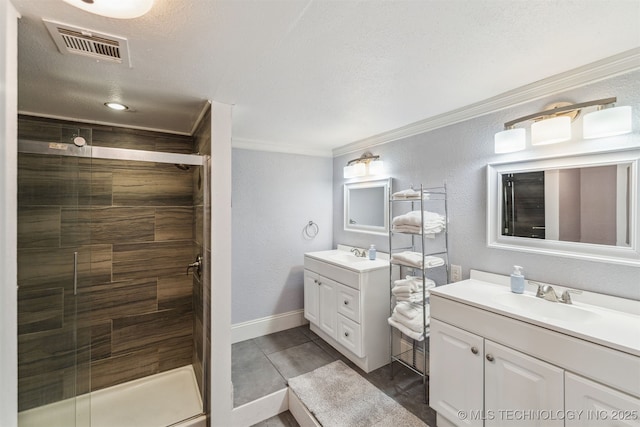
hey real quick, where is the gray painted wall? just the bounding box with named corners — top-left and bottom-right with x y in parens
top-left (334, 70), bottom-right (640, 300)
top-left (232, 149), bottom-right (333, 324)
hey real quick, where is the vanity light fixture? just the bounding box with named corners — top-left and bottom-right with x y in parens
top-left (62, 0), bottom-right (155, 19)
top-left (343, 152), bottom-right (384, 178)
top-left (494, 97), bottom-right (632, 153)
top-left (104, 101), bottom-right (129, 111)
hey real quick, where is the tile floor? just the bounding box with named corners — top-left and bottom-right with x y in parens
top-left (232, 325), bottom-right (437, 427)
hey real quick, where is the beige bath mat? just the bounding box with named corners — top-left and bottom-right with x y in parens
top-left (288, 360), bottom-right (427, 427)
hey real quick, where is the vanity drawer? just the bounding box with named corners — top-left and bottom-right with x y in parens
top-left (337, 284), bottom-right (361, 323)
top-left (337, 314), bottom-right (363, 357)
top-left (304, 256), bottom-right (360, 289)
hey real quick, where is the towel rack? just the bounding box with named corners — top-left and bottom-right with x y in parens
top-left (388, 183), bottom-right (449, 404)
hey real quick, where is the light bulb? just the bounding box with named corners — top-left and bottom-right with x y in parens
top-left (531, 116), bottom-right (571, 145)
top-left (494, 128), bottom-right (526, 153)
top-left (583, 106), bottom-right (632, 139)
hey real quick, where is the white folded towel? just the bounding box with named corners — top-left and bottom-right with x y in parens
top-left (395, 294), bottom-right (430, 304)
top-left (391, 189), bottom-right (423, 199)
top-left (391, 304), bottom-right (431, 332)
top-left (400, 275), bottom-right (425, 287)
top-left (391, 210), bottom-right (446, 235)
top-left (391, 251), bottom-right (422, 267)
top-left (392, 211), bottom-right (443, 227)
top-left (391, 252), bottom-right (445, 269)
top-left (392, 288), bottom-right (411, 297)
top-left (395, 301), bottom-right (422, 319)
top-left (388, 317), bottom-right (429, 341)
top-left (391, 225), bottom-right (437, 238)
top-left (424, 256), bottom-right (445, 268)
top-left (393, 276), bottom-right (435, 292)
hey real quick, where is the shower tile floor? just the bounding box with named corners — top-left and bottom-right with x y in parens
top-left (233, 325), bottom-right (437, 427)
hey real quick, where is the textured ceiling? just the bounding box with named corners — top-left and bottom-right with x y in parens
top-left (12, 0), bottom-right (640, 153)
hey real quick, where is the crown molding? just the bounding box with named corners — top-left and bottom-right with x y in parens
top-left (232, 137), bottom-right (333, 157)
top-left (333, 48), bottom-right (640, 157)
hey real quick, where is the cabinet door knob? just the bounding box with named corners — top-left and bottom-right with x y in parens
top-left (486, 354), bottom-right (495, 362)
top-left (471, 346), bottom-right (479, 355)
top-left (344, 332), bottom-right (349, 337)
top-left (344, 300), bottom-right (349, 305)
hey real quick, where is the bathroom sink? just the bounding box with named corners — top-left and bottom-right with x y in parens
top-left (328, 253), bottom-right (370, 264)
top-left (306, 247), bottom-right (389, 272)
top-left (493, 292), bottom-right (600, 323)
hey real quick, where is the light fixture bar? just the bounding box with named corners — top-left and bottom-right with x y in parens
top-left (346, 152), bottom-right (380, 166)
top-left (503, 97), bottom-right (616, 128)
top-left (343, 151), bottom-right (384, 178)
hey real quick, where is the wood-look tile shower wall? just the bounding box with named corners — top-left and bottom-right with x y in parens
top-left (17, 116), bottom-right (201, 411)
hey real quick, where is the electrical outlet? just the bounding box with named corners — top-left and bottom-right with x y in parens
top-left (451, 264), bottom-right (462, 282)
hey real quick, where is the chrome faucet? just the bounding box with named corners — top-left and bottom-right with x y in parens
top-left (350, 248), bottom-right (366, 257)
top-left (559, 289), bottom-right (582, 305)
top-left (532, 281), bottom-right (559, 302)
top-left (532, 281), bottom-right (583, 304)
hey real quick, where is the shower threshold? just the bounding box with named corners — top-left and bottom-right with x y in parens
top-left (18, 365), bottom-right (205, 427)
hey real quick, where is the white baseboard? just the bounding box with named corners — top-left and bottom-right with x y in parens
top-left (231, 388), bottom-right (288, 427)
top-left (231, 309), bottom-right (308, 344)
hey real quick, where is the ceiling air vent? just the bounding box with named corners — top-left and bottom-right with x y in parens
top-left (43, 19), bottom-right (132, 67)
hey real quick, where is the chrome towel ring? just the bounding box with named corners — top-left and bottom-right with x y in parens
top-left (304, 221), bottom-right (319, 239)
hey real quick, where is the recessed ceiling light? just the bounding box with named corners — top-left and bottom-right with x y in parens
top-left (104, 102), bottom-right (129, 111)
top-left (62, 0), bottom-right (155, 19)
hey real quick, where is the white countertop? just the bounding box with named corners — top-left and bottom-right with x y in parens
top-left (305, 245), bottom-right (390, 273)
top-left (430, 278), bottom-right (640, 357)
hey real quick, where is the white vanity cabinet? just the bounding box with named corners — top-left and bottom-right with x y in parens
top-left (429, 319), bottom-right (484, 427)
top-left (303, 270), bottom-right (320, 325)
top-left (303, 251), bottom-right (392, 373)
top-left (303, 269), bottom-right (338, 338)
top-left (484, 340), bottom-right (564, 426)
top-left (430, 319), bottom-right (564, 427)
top-left (429, 275), bottom-right (640, 427)
top-left (565, 373), bottom-right (640, 427)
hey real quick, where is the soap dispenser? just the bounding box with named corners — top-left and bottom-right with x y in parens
top-left (510, 265), bottom-right (524, 294)
top-left (368, 244), bottom-right (377, 260)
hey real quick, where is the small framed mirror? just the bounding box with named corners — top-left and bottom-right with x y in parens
top-left (344, 178), bottom-right (391, 235)
top-left (487, 150), bottom-right (639, 265)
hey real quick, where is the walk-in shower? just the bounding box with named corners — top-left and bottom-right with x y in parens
top-left (16, 116), bottom-right (211, 427)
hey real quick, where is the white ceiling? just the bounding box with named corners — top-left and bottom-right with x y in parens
top-left (12, 0), bottom-right (640, 154)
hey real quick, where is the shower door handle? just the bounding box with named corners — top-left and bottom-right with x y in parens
top-left (73, 251), bottom-right (78, 296)
top-left (186, 255), bottom-right (203, 276)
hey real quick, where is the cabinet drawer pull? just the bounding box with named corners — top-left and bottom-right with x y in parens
top-left (344, 332), bottom-right (349, 337)
top-left (471, 346), bottom-right (479, 355)
top-left (486, 354), bottom-right (494, 362)
top-left (344, 300), bottom-right (349, 305)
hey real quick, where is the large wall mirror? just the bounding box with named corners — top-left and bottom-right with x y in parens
top-left (344, 178), bottom-right (391, 235)
top-left (487, 150), bottom-right (639, 265)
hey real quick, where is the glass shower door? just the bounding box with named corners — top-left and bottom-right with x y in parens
top-left (17, 127), bottom-right (92, 427)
